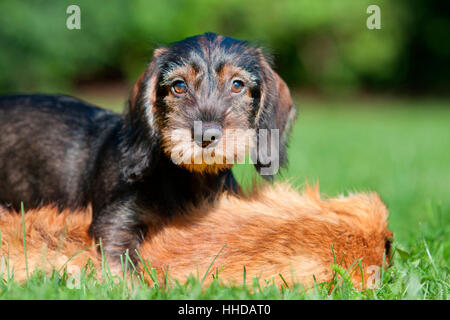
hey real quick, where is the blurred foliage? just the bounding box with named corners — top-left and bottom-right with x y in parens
top-left (0, 0), bottom-right (448, 95)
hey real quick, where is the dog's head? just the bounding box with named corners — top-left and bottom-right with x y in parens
top-left (121, 33), bottom-right (297, 182)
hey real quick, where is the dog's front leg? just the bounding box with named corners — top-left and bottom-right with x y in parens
top-left (89, 200), bottom-right (146, 273)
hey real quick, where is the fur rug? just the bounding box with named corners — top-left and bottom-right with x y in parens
top-left (0, 182), bottom-right (392, 288)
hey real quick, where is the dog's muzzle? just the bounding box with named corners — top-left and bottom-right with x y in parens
top-left (193, 122), bottom-right (223, 148)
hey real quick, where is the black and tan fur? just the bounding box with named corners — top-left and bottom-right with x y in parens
top-left (0, 33), bottom-right (296, 266)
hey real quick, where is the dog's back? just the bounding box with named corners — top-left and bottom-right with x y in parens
top-left (0, 94), bottom-right (120, 211)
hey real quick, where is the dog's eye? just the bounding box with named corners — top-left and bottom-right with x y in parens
top-left (171, 80), bottom-right (187, 95)
top-left (231, 80), bottom-right (245, 94)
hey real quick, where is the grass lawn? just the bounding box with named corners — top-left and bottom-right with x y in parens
top-left (0, 97), bottom-right (448, 299)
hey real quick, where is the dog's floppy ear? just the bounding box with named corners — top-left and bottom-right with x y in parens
top-left (253, 50), bottom-right (297, 179)
top-left (120, 48), bottom-right (168, 183)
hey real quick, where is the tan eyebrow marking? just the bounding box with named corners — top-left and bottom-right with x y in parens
top-left (216, 62), bottom-right (256, 89)
top-left (161, 64), bottom-right (201, 87)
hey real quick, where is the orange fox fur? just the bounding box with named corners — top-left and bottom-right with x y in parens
top-left (0, 183), bottom-right (392, 288)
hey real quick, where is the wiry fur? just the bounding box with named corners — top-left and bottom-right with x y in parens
top-left (161, 127), bottom-right (255, 174)
top-left (0, 208), bottom-right (95, 283)
top-left (0, 183), bottom-right (392, 288)
top-left (0, 33), bottom-right (296, 264)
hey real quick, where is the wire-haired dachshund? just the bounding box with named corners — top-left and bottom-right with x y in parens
top-left (0, 33), bottom-right (297, 266)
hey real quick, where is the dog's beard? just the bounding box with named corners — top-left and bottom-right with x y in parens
top-left (162, 127), bottom-right (255, 174)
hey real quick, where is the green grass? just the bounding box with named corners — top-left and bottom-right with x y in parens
top-left (0, 98), bottom-right (449, 299)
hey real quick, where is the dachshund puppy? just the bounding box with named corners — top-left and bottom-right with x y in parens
top-left (0, 33), bottom-right (297, 266)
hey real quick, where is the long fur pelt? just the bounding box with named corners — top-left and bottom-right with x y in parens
top-left (0, 183), bottom-right (392, 288)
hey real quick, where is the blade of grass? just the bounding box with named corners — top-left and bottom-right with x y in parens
top-left (423, 236), bottom-right (438, 274)
top-left (243, 265), bottom-right (246, 287)
top-left (380, 251), bottom-right (386, 287)
top-left (21, 202), bottom-right (29, 280)
top-left (358, 260), bottom-right (365, 290)
top-left (279, 273), bottom-right (289, 289)
top-left (164, 265), bottom-right (170, 288)
top-left (98, 239), bottom-right (113, 282)
top-left (135, 249), bottom-right (159, 287)
top-left (57, 243), bottom-right (99, 273)
top-left (201, 244), bottom-right (227, 285)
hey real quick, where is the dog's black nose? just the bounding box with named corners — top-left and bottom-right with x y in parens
top-left (193, 122), bottom-right (223, 148)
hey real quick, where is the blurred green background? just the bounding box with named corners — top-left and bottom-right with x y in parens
top-left (0, 1), bottom-right (448, 299)
top-left (0, 0), bottom-right (448, 95)
top-left (0, 1), bottom-right (448, 244)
